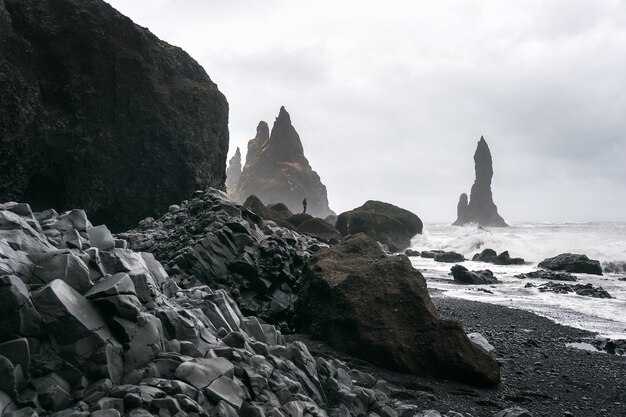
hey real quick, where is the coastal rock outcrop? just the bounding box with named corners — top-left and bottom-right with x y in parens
top-left (453, 137), bottom-right (507, 227)
top-left (225, 148), bottom-right (242, 195)
top-left (0, 0), bottom-right (228, 232)
top-left (296, 234), bottom-right (501, 386)
top-left (538, 253), bottom-right (603, 276)
top-left (335, 200), bottom-right (423, 252)
top-left (229, 108), bottom-right (335, 218)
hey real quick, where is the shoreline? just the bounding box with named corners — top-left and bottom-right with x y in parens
top-left (287, 295), bottom-right (626, 417)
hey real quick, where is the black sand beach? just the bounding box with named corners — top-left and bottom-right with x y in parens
top-left (287, 294), bottom-right (626, 417)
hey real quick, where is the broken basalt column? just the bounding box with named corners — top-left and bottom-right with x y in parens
top-left (453, 137), bottom-right (507, 227)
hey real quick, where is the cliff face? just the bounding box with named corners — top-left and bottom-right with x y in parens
top-left (225, 147), bottom-right (242, 194)
top-left (454, 137), bottom-right (507, 227)
top-left (230, 107), bottom-right (334, 218)
top-left (0, 0), bottom-right (229, 231)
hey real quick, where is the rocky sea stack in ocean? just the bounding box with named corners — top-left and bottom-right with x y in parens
top-left (225, 148), bottom-right (242, 194)
top-left (229, 107), bottom-right (334, 218)
top-left (0, 0), bottom-right (228, 232)
top-left (454, 137), bottom-right (507, 227)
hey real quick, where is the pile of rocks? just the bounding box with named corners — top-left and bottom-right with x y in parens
top-left (0, 200), bottom-right (396, 417)
top-left (119, 190), bottom-right (325, 329)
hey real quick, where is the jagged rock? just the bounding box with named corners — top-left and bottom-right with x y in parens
top-left (335, 201), bottom-right (423, 252)
top-left (0, 0), bottom-right (228, 232)
top-left (453, 137), bottom-right (507, 227)
top-left (467, 333), bottom-right (495, 352)
top-left (538, 253), bottom-right (603, 275)
top-left (0, 276), bottom-right (44, 342)
top-left (230, 108), bottom-right (335, 218)
top-left (472, 249), bottom-right (524, 265)
top-left (30, 250), bottom-right (93, 293)
top-left (296, 234), bottom-right (501, 386)
top-left (31, 373), bottom-right (71, 411)
top-left (450, 265), bottom-right (500, 285)
top-left (31, 279), bottom-right (124, 382)
top-left (433, 252), bottom-right (465, 263)
top-left (226, 148), bottom-right (243, 195)
top-left (538, 282), bottom-right (611, 298)
top-left (88, 226), bottom-right (116, 251)
top-left (603, 261), bottom-right (626, 273)
top-left (514, 270), bottom-right (577, 282)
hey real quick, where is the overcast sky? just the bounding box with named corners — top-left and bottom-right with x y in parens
top-left (107, 0), bottom-right (626, 222)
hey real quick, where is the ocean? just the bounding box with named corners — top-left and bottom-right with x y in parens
top-left (408, 222), bottom-right (626, 339)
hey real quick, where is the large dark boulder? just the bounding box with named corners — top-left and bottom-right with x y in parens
top-left (335, 201), bottom-right (423, 252)
top-left (453, 137), bottom-right (507, 227)
top-left (296, 234), bottom-right (501, 386)
top-left (451, 265), bottom-right (500, 285)
top-left (538, 253), bottom-right (603, 276)
top-left (230, 109), bottom-right (334, 218)
top-left (0, 0), bottom-right (228, 231)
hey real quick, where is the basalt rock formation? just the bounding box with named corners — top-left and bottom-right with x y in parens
top-left (0, 197), bottom-right (401, 417)
top-left (454, 137), bottom-right (507, 227)
top-left (296, 234), bottom-right (501, 386)
top-left (336, 200), bottom-right (423, 252)
top-left (0, 0), bottom-right (229, 232)
top-left (230, 107), bottom-right (334, 218)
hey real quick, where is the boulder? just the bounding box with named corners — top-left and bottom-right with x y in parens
top-left (230, 109), bottom-right (335, 218)
top-left (0, 276), bottom-right (44, 342)
top-left (450, 265), bottom-right (500, 285)
top-left (433, 252), bottom-right (465, 263)
top-left (453, 137), bottom-right (507, 227)
top-left (335, 201), bottom-right (423, 252)
top-left (296, 234), bottom-right (500, 386)
top-left (30, 250), bottom-right (93, 293)
top-left (493, 408), bottom-right (532, 417)
top-left (538, 253), bottom-right (603, 275)
top-left (0, 0), bottom-right (228, 232)
top-left (294, 218), bottom-right (341, 244)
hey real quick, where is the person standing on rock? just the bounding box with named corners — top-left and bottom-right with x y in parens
top-left (302, 197), bottom-right (307, 214)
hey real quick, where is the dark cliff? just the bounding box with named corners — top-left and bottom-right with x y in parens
top-left (230, 107), bottom-right (334, 218)
top-left (0, 0), bottom-right (229, 231)
top-left (454, 137), bottom-right (507, 227)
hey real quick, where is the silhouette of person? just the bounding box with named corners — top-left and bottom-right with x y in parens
top-left (302, 197), bottom-right (307, 214)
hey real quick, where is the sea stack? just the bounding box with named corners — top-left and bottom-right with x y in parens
top-left (225, 147), bottom-right (242, 194)
top-left (230, 107), bottom-right (335, 218)
top-left (454, 137), bottom-right (507, 227)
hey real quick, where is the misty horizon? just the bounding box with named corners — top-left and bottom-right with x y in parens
top-left (107, 0), bottom-right (626, 223)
